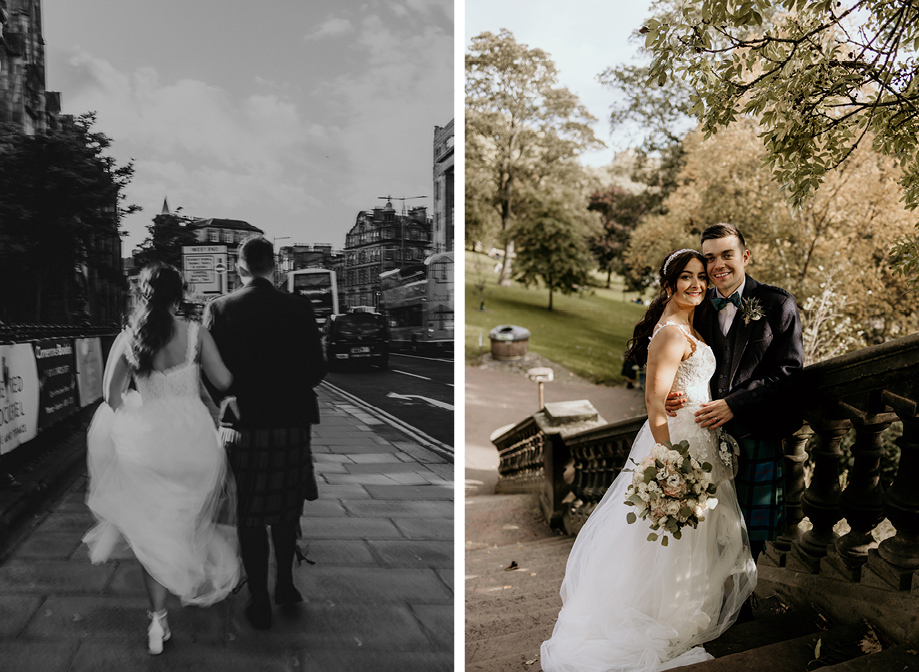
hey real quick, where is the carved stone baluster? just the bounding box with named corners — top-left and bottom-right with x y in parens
top-left (764, 424), bottom-right (813, 567)
top-left (822, 400), bottom-right (895, 581)
top-left (863, 392), bottom-right (919, 590)
top-left (787, 414), bottom-right (851, 574)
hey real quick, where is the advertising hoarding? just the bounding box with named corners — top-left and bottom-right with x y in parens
top-left (0, 343), bottom-right (40, 454)
top-left (34, 339), bottom-right (78, 429)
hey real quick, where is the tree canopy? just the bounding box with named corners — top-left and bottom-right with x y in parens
top-left (466, 29), bottom-right (604, 285)
top-left (643, 1), bottom-right (919, 209)
top-left (0, 114), bottom-right (138, 323)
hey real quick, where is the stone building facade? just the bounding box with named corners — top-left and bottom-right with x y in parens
top-left (341, 201), bottom-right (432, 310)
top-left (432, 119), bottom-right (454, 254)
top-left (0, 0), bottom-right (60, 134)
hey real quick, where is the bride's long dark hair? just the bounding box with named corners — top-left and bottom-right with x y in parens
top-left (624, 249), bottom-right (708, 366)
top-left (127, 263), bottom-right (186, 375)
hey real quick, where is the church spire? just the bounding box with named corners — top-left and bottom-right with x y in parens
top-left (161, 197), bottom-right (170, 215)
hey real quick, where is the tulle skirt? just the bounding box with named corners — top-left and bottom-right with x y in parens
top-left (83, 392), bottom-right (240, 606)
top-left (541, 421), bottom-right (757, 672)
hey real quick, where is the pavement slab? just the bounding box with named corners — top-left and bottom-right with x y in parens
top-left (0, 384), bottom-right (454, 670)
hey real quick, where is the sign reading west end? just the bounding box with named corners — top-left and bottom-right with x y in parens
top-left (182, 246), bottom-right (228, 296)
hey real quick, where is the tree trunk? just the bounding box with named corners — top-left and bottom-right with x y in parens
top-left (606, 268), bottom-right (612, 289)
top-left (548, 286), bottom-right (554, 311)
top-left (498, 239), bottom-right (514, 286)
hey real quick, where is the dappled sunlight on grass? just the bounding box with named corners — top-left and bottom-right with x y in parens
top-left (465, 251), bottom-right (650, 384)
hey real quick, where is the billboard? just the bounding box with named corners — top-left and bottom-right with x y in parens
top-left (0, 343), bottom-right (40, 454)
top-left (183, 245), bottom-right (228, 298)
top-left (75, 337), bottom-right (104, 407)
top-left (34, 339), bottom-right (78, 429)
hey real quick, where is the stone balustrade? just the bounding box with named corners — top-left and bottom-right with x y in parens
top-left (491, 331), bottom-right (919, 638)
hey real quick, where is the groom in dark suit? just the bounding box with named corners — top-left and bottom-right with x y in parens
top-left (670, 223), bottom-right (804, 564)
top-left (203, 235), bottom-right (327, 630)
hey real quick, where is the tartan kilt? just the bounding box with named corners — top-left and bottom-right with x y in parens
top-left (734, 436), bottom-right (785, 543)
top-left (218, 425), bottom-right (318, 527)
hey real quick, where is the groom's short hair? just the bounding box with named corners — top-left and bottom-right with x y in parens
top-left (701, 223), bottom-right (746, 250)
top-left (238, 235), bottom-right (275, 276)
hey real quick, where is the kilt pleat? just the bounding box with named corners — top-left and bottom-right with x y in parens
top-left (219, 425), bottom-right (317, 527)
top-left (733, 437), bottom-right (785, 542)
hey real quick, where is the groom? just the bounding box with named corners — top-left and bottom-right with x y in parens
top-left (204, 235), bottom-right (327, 630)
top-left (669, 223), bottom-right (804, 566)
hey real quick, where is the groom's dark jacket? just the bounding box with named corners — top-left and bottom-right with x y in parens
top-left (695, 274), bottom-right (804, 441)
top-left (203, 276), bottom-right (327, 428)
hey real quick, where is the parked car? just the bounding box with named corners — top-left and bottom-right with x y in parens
top-left (322, 312), bottom-right (389, 370)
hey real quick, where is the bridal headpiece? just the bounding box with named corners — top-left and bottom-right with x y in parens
top-left (661, 249), bottom-right (697, 278)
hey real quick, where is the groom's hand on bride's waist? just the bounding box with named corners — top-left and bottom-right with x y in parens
top-left (695, 400), bottom-right (734, 429)
top-left (665, 391), bottom-right (685, 417)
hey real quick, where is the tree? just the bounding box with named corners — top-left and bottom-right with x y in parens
top-left (587, 185), bottom-right (649, 288)
top-left (466, 29), bottom-right (604, 286)
top-left (0, 113), bottom-right (139, 323)
top-left (513, 187), bottom-right (600, 310)
top-left (624, 117), bottom-right (918, 345)
top-left (133, 209), bottom-right (201, 270)
top-left (640, 1), bottom-right (919, 286)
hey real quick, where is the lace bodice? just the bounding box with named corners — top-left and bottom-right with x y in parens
top-left (649, 321), bottom-right (714, 406)
top-left (133, 322), bottom-right (200, 402)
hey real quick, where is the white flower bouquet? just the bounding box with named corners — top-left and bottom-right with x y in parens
top-left (624, 439), bottom-right (718, 546)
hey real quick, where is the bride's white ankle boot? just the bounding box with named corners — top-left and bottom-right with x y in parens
top-left (147, 609), bottom-right (171, 655)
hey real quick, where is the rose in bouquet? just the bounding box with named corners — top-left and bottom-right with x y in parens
top-left (623, 439), bottom-right (718, 546)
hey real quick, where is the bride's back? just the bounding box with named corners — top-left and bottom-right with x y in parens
top-left (148, 319), bottom-right (193, 373)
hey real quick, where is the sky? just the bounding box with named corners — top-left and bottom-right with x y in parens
top-left (43, 0), bottom-right (454, 253)
top-left (465, 0), bottom-right (657, 168)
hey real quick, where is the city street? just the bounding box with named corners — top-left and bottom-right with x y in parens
top-left (0, 386), bottom-right (453, 671)
top-left (325, 354), bottom-right (454, 449)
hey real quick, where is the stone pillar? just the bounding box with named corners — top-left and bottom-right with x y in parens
top-left (765, 424), bottom-right (812, 567)
top-left (822, 402), bottom-right (895, 581)
top-left (863, 392), bottom-right (919, 590)
top-left (787, 415), bottom-right (850, 573)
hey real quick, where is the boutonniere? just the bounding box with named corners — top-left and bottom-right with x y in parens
top-left (740, 296), bottom-right (765, 325)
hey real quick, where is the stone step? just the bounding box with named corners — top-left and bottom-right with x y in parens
top-left (466, 541), bottom-right (575, 579)
top-left (822, 642), bottom-right (919, 670)
top-left (466, 603), bottom-right (560, 645)
top-left (466, 597), bottom-right (562, 642)
top-left (704, 602), bottom-right (825, 658)
top-left (674, 624), bottom-right (865, 671)
top-left (466, 621), bottom-right (551, 666)
top-left (466, 649), bottom-right (547, 672)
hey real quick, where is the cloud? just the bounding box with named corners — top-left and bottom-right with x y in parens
top-left (304, 17), bottom-right (354, 41)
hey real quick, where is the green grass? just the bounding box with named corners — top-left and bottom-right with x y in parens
top-left (465, 251), bottom-right (652, 385)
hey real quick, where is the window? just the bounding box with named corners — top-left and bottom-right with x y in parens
top-left (223, 230), bottom-right (233, 243)
top-left (208, 229), bottom-right (219, 242)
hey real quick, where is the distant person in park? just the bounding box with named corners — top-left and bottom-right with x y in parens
top-left (542, 248), bottom-right (757, 671)
top-left (203, 235), bottom-right (327, 630)
top-left (83, 263), bottom-right (240, 655)
top-left (668, 222), bottom-right (804, 616)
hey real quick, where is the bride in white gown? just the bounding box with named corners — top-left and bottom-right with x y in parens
top-left (83, 263), bottom-right (240, 655)
top-left (541, 249), bottom-right (756, 672)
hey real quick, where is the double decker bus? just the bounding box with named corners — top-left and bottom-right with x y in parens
top-left (286, 269), bottom-right (339, 325)
top-left (380, 251), bottom-right (453, 354)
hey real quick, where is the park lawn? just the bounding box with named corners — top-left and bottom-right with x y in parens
top-left (465, 251), bottom-right (650, 385)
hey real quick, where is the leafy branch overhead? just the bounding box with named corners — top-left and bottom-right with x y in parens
top-left (642, 1), bottom-right (919, 214)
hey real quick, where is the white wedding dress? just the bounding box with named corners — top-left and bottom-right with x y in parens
top-left (541, 323), bottom-right (756, 672)
top-left (83, 321), bottom-right (240, 606)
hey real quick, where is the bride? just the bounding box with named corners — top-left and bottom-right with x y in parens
top-left (83, 263), bottom-right (241, 655)
top-left (541, 249), bottom-right (756, 672)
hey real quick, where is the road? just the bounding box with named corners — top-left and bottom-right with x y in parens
top-left (323, 353), bottom-right (454, 447)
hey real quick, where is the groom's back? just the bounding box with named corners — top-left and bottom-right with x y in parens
top-left (205, 278), bottom-right (326, 428)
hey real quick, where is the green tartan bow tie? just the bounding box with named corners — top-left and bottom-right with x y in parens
top-left (711, 292), bottom-right (741, 311)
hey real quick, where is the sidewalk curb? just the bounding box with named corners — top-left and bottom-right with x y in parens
top-left (320, 380), bottom-right (454, 463)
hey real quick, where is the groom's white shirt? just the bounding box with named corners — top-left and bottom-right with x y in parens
top-left (716, 277), bottom-right (746, 336)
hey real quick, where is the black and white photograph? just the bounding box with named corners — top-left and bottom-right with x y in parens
top-left (0, 0), bottom-right (454, 669)
top-left (465, 1), bottom-right (919, 670)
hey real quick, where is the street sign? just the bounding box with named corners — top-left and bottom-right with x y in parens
top-left (182, 245), bottom-right (227, 299)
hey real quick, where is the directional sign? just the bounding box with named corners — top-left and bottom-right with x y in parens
top-left (183, 245), bottom-right (227, 297)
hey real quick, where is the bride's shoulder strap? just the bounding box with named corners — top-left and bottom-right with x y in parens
top-left (649, 321), bottom-right (696, 351)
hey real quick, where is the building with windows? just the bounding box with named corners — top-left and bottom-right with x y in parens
top-left (341, 201), bottom-right (432, 310)
top-left (186, 218), bottom-right (264, 293)
top-left (432, 119), bottom-right (454, 253)
top-left (0, 0), bottom-right (61, 134)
